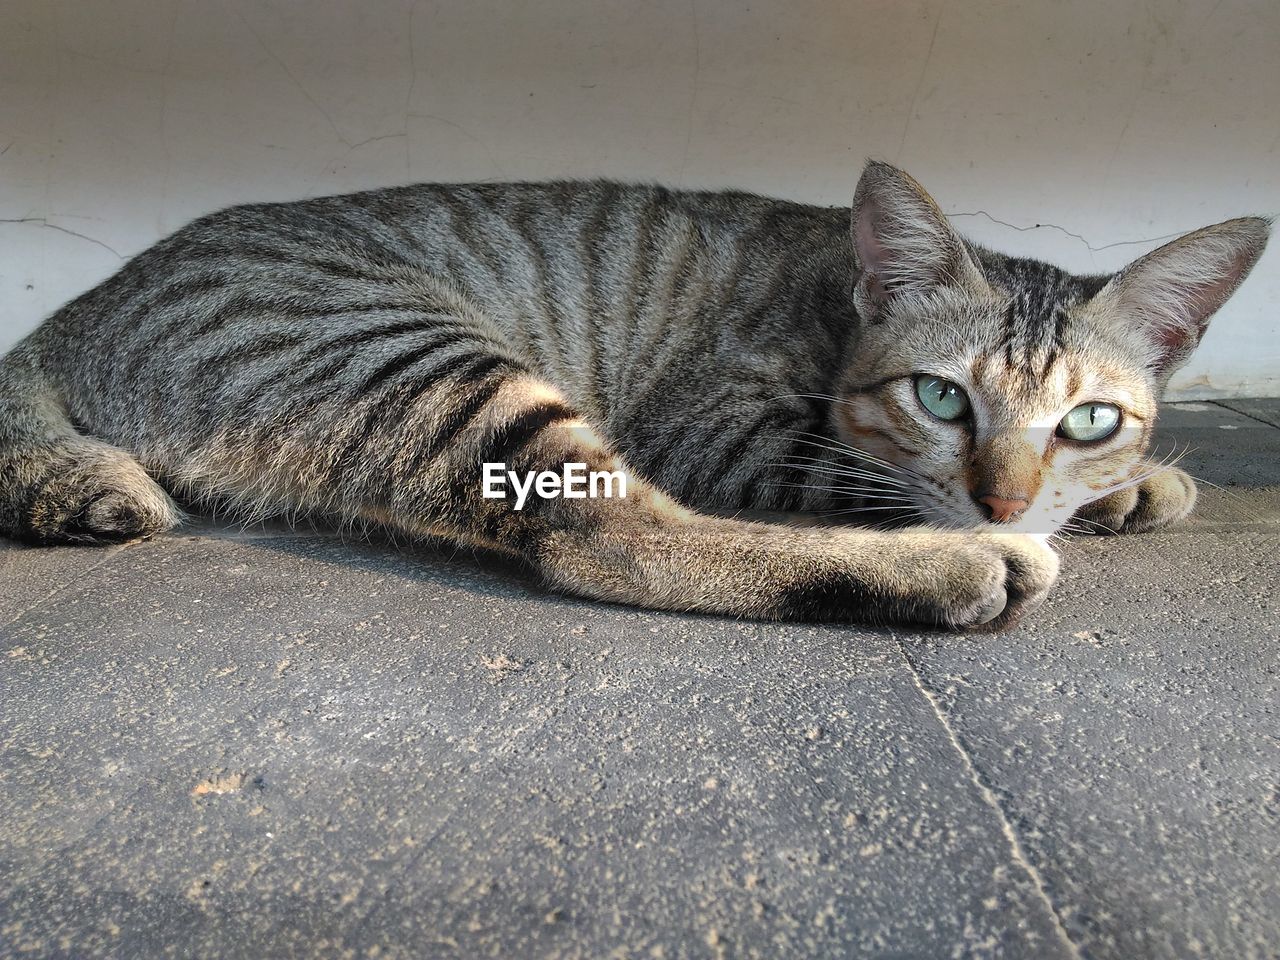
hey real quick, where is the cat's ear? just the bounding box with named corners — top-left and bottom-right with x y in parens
top-left (851, 160), bottom-right (985, 318)
top-left (1094, 217), bottom-right (1270, 379)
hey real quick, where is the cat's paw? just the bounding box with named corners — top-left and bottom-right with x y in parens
top-left (17, 450), bottom-right (180, 545)
top-left (1073, 467), bottom-right (1196, 535)
top-left (893, 530), bottom-right (1060, 631)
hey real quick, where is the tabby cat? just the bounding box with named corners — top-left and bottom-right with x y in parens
top-left (0, 161), bottom-right (1267, 629)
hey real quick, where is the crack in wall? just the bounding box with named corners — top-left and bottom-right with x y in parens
top-left (948, 208), bottom-right (1186, 256)
top-left (234, 9), bottom-right (352, 148)
top-left (0, 207), bottom-right (1190, 267)
top-left (895, 7), bottom-right (942, 164)
top-left (348, 132), bottom-right (408, 151)
top-left (0, 217), bottom-right (124, 259)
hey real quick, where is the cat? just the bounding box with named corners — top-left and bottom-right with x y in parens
top-left (0, 161), bottom-right (1268, 629)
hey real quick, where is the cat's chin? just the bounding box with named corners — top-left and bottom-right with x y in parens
top-left (912, 503), bottom-right (1078, 537)
top-left (990, 515), bottom-right (1079, 537)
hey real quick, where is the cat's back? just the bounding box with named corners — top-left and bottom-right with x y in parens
top-left (188, 177), bottom-right (848, 295)
top-left (28, 178), bottom-right (850, 388)
top-left (39, 178), bottom-right (844, 325)
top-left (25, 180), bottom-right (853, 442)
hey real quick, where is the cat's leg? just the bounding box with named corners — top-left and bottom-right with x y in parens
top-left (176, 358), bottom-right (1054, 628)
top-left (389, 375), bottom-right (1058, 628)
top-left (0, 348), bottom-right (179, 544)
top-left (1074, 467), bottom-right (1197, 535)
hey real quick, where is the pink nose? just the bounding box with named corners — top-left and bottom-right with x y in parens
top-left (978, 495), bottom-right (1029, 523)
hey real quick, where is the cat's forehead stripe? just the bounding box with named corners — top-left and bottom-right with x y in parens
top-left (974, 249), bottom-right (1110, 380)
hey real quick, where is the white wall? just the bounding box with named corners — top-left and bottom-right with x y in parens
top-left (2, 0), bottom-right (1277, 398)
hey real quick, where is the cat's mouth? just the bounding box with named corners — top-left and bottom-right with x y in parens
top-left (867, 479), bottom-right (1089, 536)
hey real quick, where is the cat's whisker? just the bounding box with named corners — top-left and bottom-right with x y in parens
top-left (768, 392), bottom-right (852, 408)
top-left (794, 431), bottom-right (909, 471)
top-left (819, 505), bottom-right (919, 519)
top-left (1056, 520), bottom-right (1092, 539)
top-left (790, 434), bottom-right (930, 484)
top-left (772, 451), bottom-right (911, 479)
top-left (788, 436), bottom-right (896, 469)
top-left (1182, 471), bottom-right (1273, 525)
top-left (1069, 515), bottom-right (1118, 535)
top-left (1093, 468), bottom-right (1168, 501)
top-left (867, 518), bottom-right (926, 533)
top-left (760, 480), bottom-right (919, 503)
top-left (1083, 441), bottom-right (1188, 504)
top-left (767, 456), bottom-right (912, 490)
top-left (832, 508), bottom-right (929, 532)
top-left (769, 466), bottom-right (904, 491)
top-left (770, 481), bottom-right (917, 504)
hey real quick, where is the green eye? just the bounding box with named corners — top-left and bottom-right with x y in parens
top-left (1058, 402), bottom-right (1121, 442)
top-left (915, 376), bottom-right (971, 421)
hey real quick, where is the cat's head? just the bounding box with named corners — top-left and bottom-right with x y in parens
top-left (834, 160), bottom-right (1269, 534)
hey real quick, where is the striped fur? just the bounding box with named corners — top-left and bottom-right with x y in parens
top-left (0, 162), bottom-right (1267, 628)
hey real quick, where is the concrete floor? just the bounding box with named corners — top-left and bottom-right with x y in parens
top-left (1, 401), bottom-right (1277, 959)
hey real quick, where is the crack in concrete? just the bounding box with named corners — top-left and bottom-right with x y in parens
top-left (0, 217), bottom-right (125, 259)
top-left (0, 545), bottom-right (128, 635)
top-left (1210, 399), bottom-right (1280, 430)
top-left (895, 636), bottom-right (1083, 959)
top-left (948, 209), bottom-right (1186, 257)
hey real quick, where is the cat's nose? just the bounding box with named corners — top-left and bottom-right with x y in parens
top-left (976, 494), bottom-right (1030, 523)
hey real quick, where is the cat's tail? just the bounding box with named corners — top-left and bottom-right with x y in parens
top-left (0, 344), bottom-right (179, 544)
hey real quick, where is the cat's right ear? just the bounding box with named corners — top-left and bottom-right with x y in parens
top-left (851, 160), bottom-right (985, 319)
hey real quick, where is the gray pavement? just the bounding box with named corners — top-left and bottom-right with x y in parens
top-left (1, 401), bottom-right (1277, 959)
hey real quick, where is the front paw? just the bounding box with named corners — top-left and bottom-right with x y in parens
top-left (892, 530), bottom-right (1060, 631)
top-left (1074, 467), bottom-right (1197, 535)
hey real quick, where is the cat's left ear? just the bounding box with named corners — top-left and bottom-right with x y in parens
top-left (1094, 217), bottom-right (1270, 380)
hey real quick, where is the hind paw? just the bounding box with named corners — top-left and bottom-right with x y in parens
top-left (58, 488), bottom-right (174, 543)
top-left (20, 455), bottom-right (180, 546)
